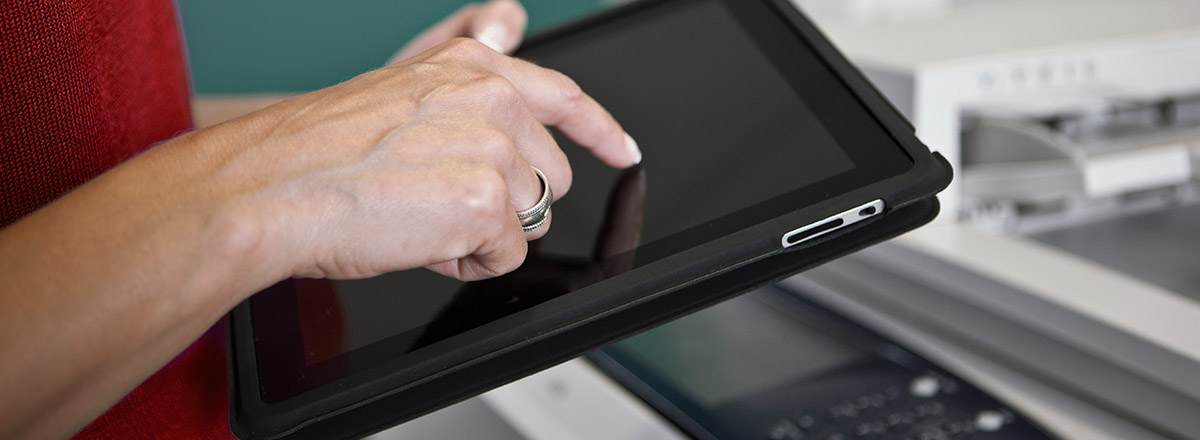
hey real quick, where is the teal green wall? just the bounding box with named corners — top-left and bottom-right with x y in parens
top-left (178, 1), bottom-right (612, 94)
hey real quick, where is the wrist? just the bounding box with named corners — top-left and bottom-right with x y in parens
top-left (155, 122), bottom-right (301, 302)
top-left (205, 196), bottom-right (287, 294)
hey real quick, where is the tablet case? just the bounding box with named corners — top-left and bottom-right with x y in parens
top-left (228, 0), bottom-right (953, 438)
top-left (230, 195), bottom-right (943, 440)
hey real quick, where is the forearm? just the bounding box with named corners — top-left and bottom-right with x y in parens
top-left (0, 123), bottom-right (285, 439)
top-left (191, 93), bottom-right (292, 128)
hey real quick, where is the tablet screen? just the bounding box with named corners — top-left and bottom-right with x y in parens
top-left (251, 0), bottom-right (911, 402)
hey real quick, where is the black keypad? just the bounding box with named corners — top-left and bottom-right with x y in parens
top-left (759, 371), bottom-right (1031, 440)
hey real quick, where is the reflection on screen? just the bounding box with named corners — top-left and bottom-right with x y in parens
top-left (612, 293), bottom-right (865, 406)
top-left (280, 0), bottom-right (854, 367)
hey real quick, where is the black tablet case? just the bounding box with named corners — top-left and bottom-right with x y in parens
top-left (230, 196), bottom-right (943, 440)
top-left (227, 1), bottom-right (953, 438)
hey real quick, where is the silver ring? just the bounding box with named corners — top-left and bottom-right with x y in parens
top-left (517, 166), bottom-right (552, 232)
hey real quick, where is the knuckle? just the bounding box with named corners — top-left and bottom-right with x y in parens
top-left (552, 71), bottom-right (586, 111)
top-left (434, 37), bottom-right (492, 62)
top-left (466, 74), bottom-right (521, 106)
top-left (429, 73), bottom-right (521, 112)
top-left (453, 166), bottom-right (511, 220)
top-left (469, 127), bottom-right (518, 163)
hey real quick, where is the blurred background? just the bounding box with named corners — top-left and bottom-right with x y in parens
top-left (178, 0), bottom-right (626, 94)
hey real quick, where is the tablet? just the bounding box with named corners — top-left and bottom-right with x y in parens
top-left (227, 0), bottom-right (951, 438)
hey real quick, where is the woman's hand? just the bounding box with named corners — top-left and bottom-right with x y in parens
top-left (206, 37), bottom-right (641, 282)
top-left (193, 0), bottom-right (625, 282)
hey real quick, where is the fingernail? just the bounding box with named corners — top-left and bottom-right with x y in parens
top-left (474, 23), bottom-right (507, 53)
top-left (624, 132), bottom-right (642, 165)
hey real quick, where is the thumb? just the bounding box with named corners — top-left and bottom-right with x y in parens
top-left (469, 0), bottom-right (528, 54)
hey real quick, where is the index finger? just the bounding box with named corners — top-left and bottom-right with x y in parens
top-left (493, 55), bottom-right (642, 168)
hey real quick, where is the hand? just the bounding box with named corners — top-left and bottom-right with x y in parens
top-left (208, 38), bottom-right (642, 282)
top-left (390, 0), bottom-right (528, 63)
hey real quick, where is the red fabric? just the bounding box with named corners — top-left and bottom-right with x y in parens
top-left (74, 327), bottom-right (233, 440)
top-left (2, 1), bottom-right (233, 438)
top-left (0, 0), bottom-right (193, 226)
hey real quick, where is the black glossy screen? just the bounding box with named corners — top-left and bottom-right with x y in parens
top-left (250, 0), bottom-right (911, 403)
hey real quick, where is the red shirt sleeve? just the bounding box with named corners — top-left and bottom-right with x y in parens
top-left (0, 0), bottom-right (193, 227)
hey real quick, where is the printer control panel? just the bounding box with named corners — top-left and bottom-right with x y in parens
top-left (590, 286), bottom-right (1055, 440)
top-left (751, 368), bottom-right (1041, 440)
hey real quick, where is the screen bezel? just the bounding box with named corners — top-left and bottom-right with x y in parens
top-left (229, 0), bottom-right (950, 437)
